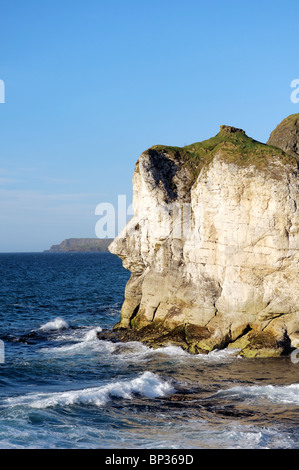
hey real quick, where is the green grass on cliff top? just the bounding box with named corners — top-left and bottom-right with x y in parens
top-left (273, 113), bottom-right (299, 126)
top-left (150, 127), bottom-right (298, 182)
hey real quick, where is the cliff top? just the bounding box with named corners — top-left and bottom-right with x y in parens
top-left (219, 125), bottom-right (246, 135)
top-left (149, 120), bottom-right (298, 185)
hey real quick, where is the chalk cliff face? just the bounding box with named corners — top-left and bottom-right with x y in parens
top-left (107, 118), bottom-right (299, 357)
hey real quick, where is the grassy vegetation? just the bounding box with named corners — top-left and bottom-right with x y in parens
top-left (273, 113), bottom-right (299, 127)
top-left (150, 127), bottom-right (298, 184)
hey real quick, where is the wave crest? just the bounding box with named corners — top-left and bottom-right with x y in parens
top-left (39, 317), bottom-right (69, 332)
top-left (4, 371), bottom-right (175, 409)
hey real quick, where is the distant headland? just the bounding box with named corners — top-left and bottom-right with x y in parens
top-left (44, 238), bottom-right (113, 253)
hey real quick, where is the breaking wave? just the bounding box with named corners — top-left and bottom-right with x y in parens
top-left (39, 317), bottom-right (69, 332)
top-left (3, 372), bottom-right (175, 409)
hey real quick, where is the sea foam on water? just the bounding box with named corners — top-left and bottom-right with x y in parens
top-left (39, 317), bottom-right (69, 332)
top-left (3, 371), bottom-right (175, 409)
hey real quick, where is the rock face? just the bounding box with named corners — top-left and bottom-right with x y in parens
top-left (104, 117), bottom-right (299, 357)
top-left (267, 114), bottom-right (299, 159)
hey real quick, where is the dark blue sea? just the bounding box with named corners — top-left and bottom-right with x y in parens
top-left (0, 253), bottom-right (298, 449)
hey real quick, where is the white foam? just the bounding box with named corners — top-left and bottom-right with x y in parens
top-left (153, 345), bottom-right (190, 357)
top-left (148, 345), bottom-right (240, 363)
top-left (4, 372), bottom-right (175, 409)
top-left (207, 423), bottom-right (296, 449)
top-left (40, 326), bottom-right (107, 355)
top-left (111, 343), bottom-right (237, 361)
top-left (41, 327), bottom-right (241, 366)
top-left (201, 348), bottom-right (241, 361)
top-left (82, 327), bottom-right (103, 342)
top-left (39, 317), bottom-right (69, 332)
top-left (218, 383), bottom-right (299, 405)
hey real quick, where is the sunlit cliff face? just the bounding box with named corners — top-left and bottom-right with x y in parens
top-left (108, 125), bottom-right (299, 356)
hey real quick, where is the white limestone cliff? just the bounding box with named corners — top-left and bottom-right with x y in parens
top-left (107, 121), bottom-right (299, 356)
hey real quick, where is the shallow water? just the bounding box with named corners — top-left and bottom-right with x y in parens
top-left (0, 253), bottom-right (298, 449)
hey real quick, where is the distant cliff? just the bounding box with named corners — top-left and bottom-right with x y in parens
top-left (98, 115), bottom-right (299, 358)
top-left (44, 238), bottom-right (113, 253)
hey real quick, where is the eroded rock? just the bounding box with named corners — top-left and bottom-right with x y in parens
top-left (105, 116), bottom-right (299, 357)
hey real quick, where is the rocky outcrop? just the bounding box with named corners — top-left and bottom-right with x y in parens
top-left (99, 117), bottom-right (299, 357)
top-left (267, 113), bottom-right (299, 159)
top-left (45, 238), bottom-right (112, 253)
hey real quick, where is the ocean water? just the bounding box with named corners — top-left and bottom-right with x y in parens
top-left (0, 252), bottom-right (298, 449)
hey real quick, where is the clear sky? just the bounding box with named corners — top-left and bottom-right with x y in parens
top-left (0, 0), bottom-right (298, 251)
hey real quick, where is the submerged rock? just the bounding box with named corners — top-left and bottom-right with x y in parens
top-left (105, 115), bottom-right (299, 357)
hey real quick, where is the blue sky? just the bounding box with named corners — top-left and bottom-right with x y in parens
top-left (0, 0), bottom-right (298, 251)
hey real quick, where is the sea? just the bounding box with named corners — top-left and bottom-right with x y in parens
top-left (0, 252), bottom-right (298, 449)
